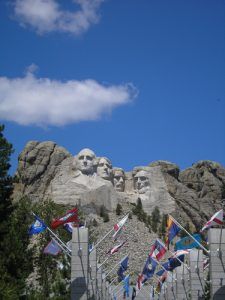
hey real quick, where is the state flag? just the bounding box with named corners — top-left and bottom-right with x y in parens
top-left (51, 208), bottom-right (78, 229)
top-left (28, 215), bottom-right (47, 236)
top-left (201, 209), bottom-right (224, 231)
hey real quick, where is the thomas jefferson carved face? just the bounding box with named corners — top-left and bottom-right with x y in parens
top-left (97, 157), bottom-right (112, 180)
top-left (76, 148), bottom-right (96, 175)
top-left (134, 170), bottom-right (150, 194)
top-left (113, 168), bottom-right (125, 192)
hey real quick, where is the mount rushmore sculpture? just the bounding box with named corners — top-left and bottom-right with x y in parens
top-left (14, 142), bottom-right (175, 214)
top-left (14, 140), bottom-right (225, 229)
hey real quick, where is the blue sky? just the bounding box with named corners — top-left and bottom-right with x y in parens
top-left (0, 0), bottom-right (224, 174)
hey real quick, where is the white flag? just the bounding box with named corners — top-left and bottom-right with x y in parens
top-left (113, 214), bottom-right (129, 239)
top-left (201, 209), bottom-right (224, 231)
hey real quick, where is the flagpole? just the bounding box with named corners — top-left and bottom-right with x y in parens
top-left (90, 228), bottom-right (114, 252)
top-left (169, 215), bottom-right (209, 253)
top-left (108, 276), bottom-right (118, 287)
top-left (97, 256), bottom-right (110, 271)
top-left (32, 212), bottom-right (72, 256)
top-left (105, 255), bottom-right (129, 278)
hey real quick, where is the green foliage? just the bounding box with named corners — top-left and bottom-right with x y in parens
top-left (158, 213), bottom-right (167, 240)
top-left (151, 206), bottom-right (160, 233)
top-left (116, 203), bottom-right (123, 215)
top-left (0, 124), bottom-right (14, 248)
top-left (30, 199), bottom-right (71, 299)
top-left (103, 212), bottom-right (110, 222)
top-left (99, 205), bottom-right (110, 222)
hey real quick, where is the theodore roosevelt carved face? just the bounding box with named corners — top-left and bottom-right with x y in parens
top-left (113, 168), bottom-right (125, 192)
top-left (133, 170), bottom-right (150, 194)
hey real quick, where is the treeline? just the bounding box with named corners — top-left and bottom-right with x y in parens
top-left (0, 125), bottom-right (71, 299)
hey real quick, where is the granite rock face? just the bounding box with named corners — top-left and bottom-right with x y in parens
top-left (14, 141), bottom-right (225, 229)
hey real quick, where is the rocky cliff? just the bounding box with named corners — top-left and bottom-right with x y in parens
top-left (13, 141), bottom-right (225, 229)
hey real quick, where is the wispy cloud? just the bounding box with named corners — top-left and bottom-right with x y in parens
top-left (13, 0), bottom-right (105, 35)
top-left (0, 66), bottom-right (136, 127)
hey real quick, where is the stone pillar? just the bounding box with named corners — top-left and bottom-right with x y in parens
top-left (71, 227), bottom-right (89, 300)
top-left (96, 264), bottom-right (103, 299)
top-left (189, 249), bottom-right (204, 299)
top-left (89, 249), bottom-right (97, 299)
top-left (175, 263), bottom-right (190, 299)
top-left (209, 228), bottom-right (225, 300)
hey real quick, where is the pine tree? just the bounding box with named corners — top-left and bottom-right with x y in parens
top-left (0, 124), bottom-right (16, 298)
top-left (116, 203), bottom-right (123, 215)
top-left (0, 124), bottom-right (14, 239)
top-left (151, 206), bottom-right (160, 233)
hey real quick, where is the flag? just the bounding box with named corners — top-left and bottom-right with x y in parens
top-left (107, 240), bottom-right (126, 255)
top-left (165, 216), bottom-right (181, 247)
top-left (201, 209), bottom-right (224, 231)
top-left (123, 275), bottom-right (130, 297)
top-left (175, 234), bottom-right (201, 250)
top-left (43, 239), bottom-right (62, 256)
top-left (142, 256), bottom-right (158, 280)
top-left (168, 255), bottom-right (184, 270)
top-left (156, 254), bottom-right (185, 276)
top-left (113, 214), bottom-right (129, 239)
top-left (149, 239), bottom-right (167, 261)
top-left (51, 208), bottom-right (78, 229)
top-left (28, 215), bottom-right (47, 236)
top-left (117, 256), bottom-right (129, 281)
top-left (63, 222), bottom-right (75, 233)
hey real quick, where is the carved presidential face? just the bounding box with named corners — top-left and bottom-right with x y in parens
top-left (134, 170), bottom-right (150, 194)
top-left (97, 157), bottom-right (112, 180)
top-left (113, 168), bottom-right (125, 192)
top-left (76, 148), bottom-right (96, 175)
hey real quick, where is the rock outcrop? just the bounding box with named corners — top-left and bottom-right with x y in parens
top-left (13, 141), bottom-right (225, 229)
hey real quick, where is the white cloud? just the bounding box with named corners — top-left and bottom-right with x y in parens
top-left (13, 0), bottom-right (105, 35)
top-left (0, 67), bottom-right (136, 127)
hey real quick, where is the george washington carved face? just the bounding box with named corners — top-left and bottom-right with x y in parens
top-left (76, 148), bottom-right (96, 175)
top-left (133, 170), bottom-right (150, 194)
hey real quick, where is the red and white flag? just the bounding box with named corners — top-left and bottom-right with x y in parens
top-left (107, 240), bottom-right (126, 255)
top-left (149, 239), bottom-right (167, 261)
top-left (113, 214), bottom-right (129, 239)
top-left (51, 208), bottom-right (78, 230)
top-left (201, 209), bottom-right (224, 232)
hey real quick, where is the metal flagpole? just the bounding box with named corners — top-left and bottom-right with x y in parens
top-left (169, 214), bottom-right (209, 253)
top-left (90, 228), bottom-right (114, 252)
top-left (105, 255), bottom-right (129, 278)
top-left (97, 256), bottom-right (110, 271)
top-left (108, 276), bottom-right (118, 287)
top-left (32, 212), bottom-right (72, 256)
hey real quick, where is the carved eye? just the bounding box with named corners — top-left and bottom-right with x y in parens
top-left (86, 156), bottom-right (93, 161)
top-left (79, 155), bottom-right (84, 160)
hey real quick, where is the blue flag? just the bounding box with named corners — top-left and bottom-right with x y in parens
top-left (28, 215), bottom-right (47, 236)
top-left (156, 254), bottom-right (184, 276)
top-left (175, 234), bottom-right (201, 250)
top-left (123, 275), bottom-right (130, 297)
top-left (117, 256), bottom-right (129, 281)
top-left (142, 256), bottom-right (157, 280)
top-left (43, 239), bottom-right (62, 256)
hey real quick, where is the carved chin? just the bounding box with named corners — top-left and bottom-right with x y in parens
top-left (115, 185), bottom-right (124, 192)
top-left (137, 187), bottom-right (149, 194)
